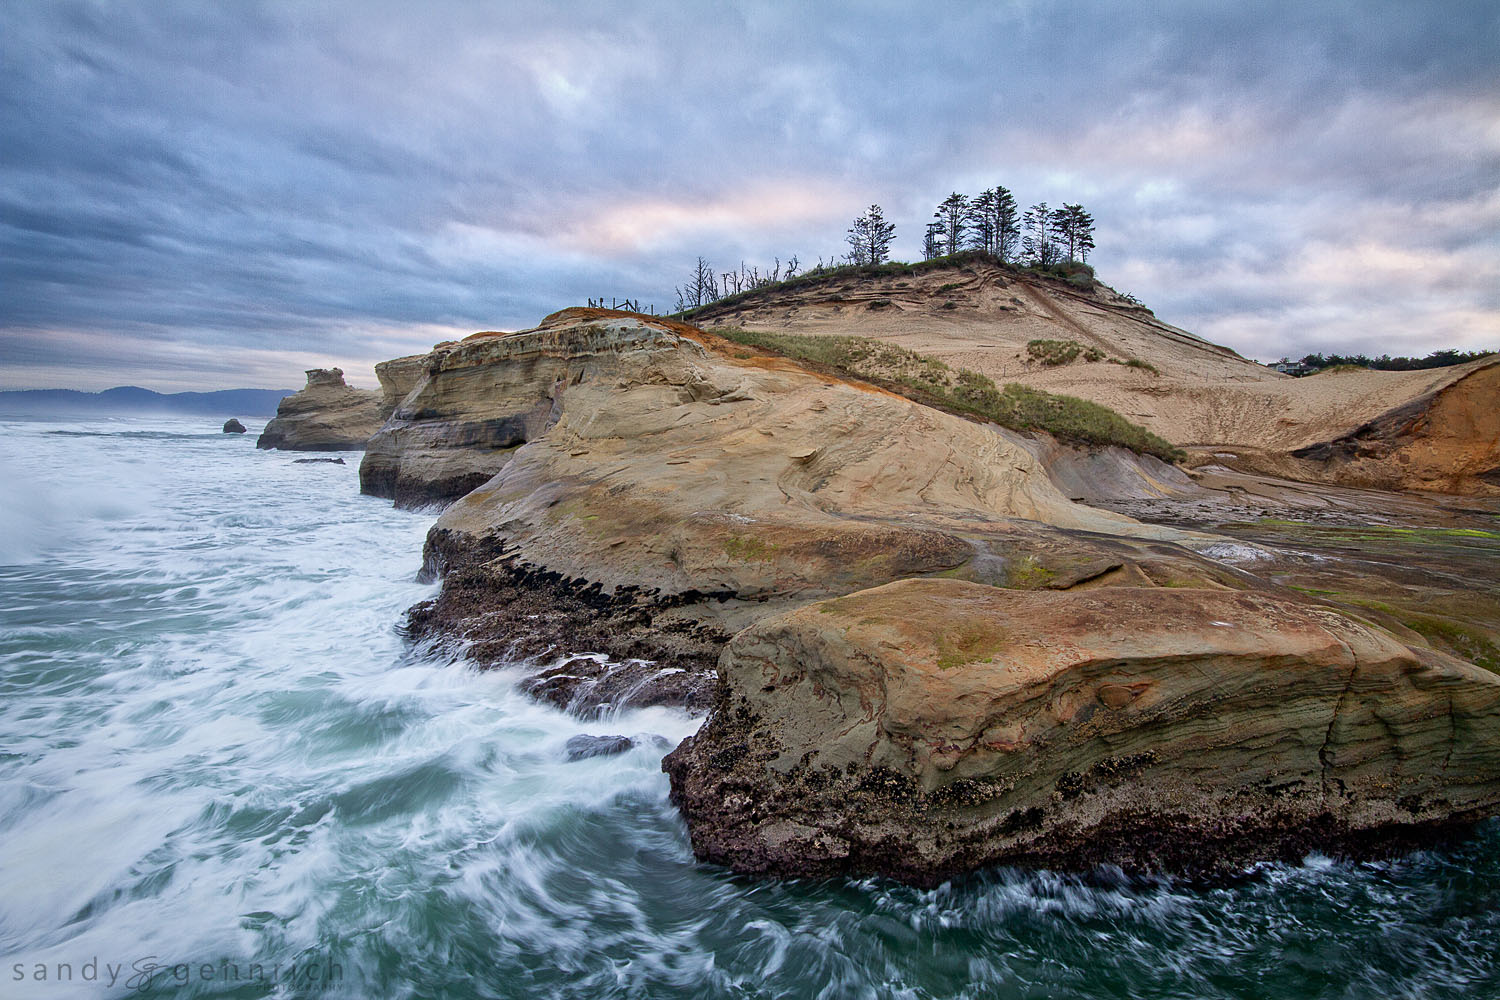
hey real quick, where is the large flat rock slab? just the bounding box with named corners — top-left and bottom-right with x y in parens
top-left (664, 579), bottom-right (1500, 884)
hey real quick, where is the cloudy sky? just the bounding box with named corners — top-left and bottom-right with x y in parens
top-left (2, 1), bottom-right (1497, 390)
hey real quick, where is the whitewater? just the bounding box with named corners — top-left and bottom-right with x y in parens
top-left (1, 415), bottom-right (1497, 999)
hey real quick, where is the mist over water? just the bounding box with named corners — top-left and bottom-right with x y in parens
top-left (2, 416), bottom-right (1498, 999)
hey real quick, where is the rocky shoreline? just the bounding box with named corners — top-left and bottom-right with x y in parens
top-left (404, 541), bottom-right (722, 715)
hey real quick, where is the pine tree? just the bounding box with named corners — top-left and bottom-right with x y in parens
top-left (992, 186), bottom-right (1020, 263)
top-left (1022, 202), bottom-right (1059, 267)
top-left (933, 192), bottom-right (968, 256)
top-left (965, 186), bottom-right (1021, 261)
top-left (847, 204), bottom-right (895, 266)
top-left (846, 217), bottom-right (870, 265)
top-left (968, 190), bottom-right (997, 253)
top-left (1057, 203), bottom-right (1096, 263)
top-left (922, 222), bottom-right (944, 260)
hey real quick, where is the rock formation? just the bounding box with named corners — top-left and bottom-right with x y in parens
top-left (664, 580), bottom-right (1500, 883)
top-left (1281, 361), bottom-right (1500, 494)
top-left (366, 306), bottom-right (1500, 881)
top-left (566, 734), bottom-right (636, 761)
top-left (256, 368), bottom-right (384, 451)
top-left (385, 310), bottom-right (1229, 704)
top-left (222, 418), bottom-right (246, 433)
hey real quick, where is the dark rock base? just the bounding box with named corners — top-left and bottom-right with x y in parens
top-left (403, 550), bottom-right (723, 716)
top-left (663, 691), bottom-right (1487, 887)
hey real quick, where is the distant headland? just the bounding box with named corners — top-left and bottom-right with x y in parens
top-left (0, 385), bottom-right (295, 418)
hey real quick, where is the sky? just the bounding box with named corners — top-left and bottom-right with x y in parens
top-left (2, 1), bottom-right (1497, 391)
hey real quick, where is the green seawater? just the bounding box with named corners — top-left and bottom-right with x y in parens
top-left (1, 416), bottom-right (1498, 999)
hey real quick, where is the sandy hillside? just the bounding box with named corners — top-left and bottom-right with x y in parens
top-left (688, 257), bottom-right (1497, 493)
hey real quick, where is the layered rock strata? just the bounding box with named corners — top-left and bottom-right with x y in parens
top-left (256, 368), bottom-right (385, 451)
top-left (388, 310), bottom-right (1233, 710)
top-left (664, 580), bottom-right (1500, 883)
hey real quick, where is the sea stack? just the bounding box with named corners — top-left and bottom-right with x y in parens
top-left (256, 368), bottom-right (384, 451)
top-left (222, 418), bottom-right (247, 433)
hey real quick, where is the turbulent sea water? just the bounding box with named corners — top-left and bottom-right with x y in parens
top-left (2, 415), bottom-right (1499, 999)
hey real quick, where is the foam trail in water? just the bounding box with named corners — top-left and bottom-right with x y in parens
top-left (2, 415), bottom-right (1498, 1000)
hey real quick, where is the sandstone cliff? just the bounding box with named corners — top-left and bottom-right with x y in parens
top-left (256, 368), bottom-right (385, 451)
top-left (367, 307), bottom-right (1500, 879)
top-left (375, 352), bottom-right (433, 414)
top-left (382, 309), bottom-right (1232, 700)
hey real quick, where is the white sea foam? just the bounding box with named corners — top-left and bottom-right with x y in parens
top-left (1, 415), bottom-right (1495, 999)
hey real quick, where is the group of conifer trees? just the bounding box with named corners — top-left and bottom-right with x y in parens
top-left (676, 189), bottom-right (1099, 311)
top-left (842, 191), bottom-right (1095, 268)
top-left (918, 191), bottom-right (1094, 266)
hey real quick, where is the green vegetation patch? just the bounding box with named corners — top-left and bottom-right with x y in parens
top-left (1027, 339), bottom-right (1106, 367)
top-left (1004, 555), bottom-right (1057, 589)
top-left (1336, 596), bottom-right (1500, 675)
top-left (712, 327), bottom-right (1183, 462)
top-left (935, 624), bottom-right (1004, 670)
top-left (1402, 614), bottom-right (1500, 674)
top-left (723, 535), bottom-right (777, 562)
top-left (1026, 339), bottom-right (1083, 366)
top-left (1241, 521), bottom-right (1500, 545)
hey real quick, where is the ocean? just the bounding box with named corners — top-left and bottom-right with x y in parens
top-left (2, 415), bottom-right (1497, 999)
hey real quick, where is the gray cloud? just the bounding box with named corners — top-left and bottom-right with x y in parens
top-left (2, 0), bottom-right (1496, 389)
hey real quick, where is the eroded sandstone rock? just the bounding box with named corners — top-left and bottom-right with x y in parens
top-left (370, 309), bottom-right (1500, 872)
top-left (663, 579), bottom-right (1500, 884)
top-left (1287, 361), bottom-right (1500, 495)
top-left (256, 368), bottom-right (384, 451)
top-left (391, 310), bottom-right (1239, 714)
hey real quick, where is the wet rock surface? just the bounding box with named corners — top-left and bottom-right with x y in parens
top-left (222, 418), bottom-right (247, 433)
top-left (402, 556), bottom-right (723, 716)
top-left (565, 734), bottom-right (635, 760)
top-left (664, 580), bottom-right (1500, 885)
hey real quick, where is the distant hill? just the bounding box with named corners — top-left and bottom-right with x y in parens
top-left (0, 386), bottom-right (294, 418)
